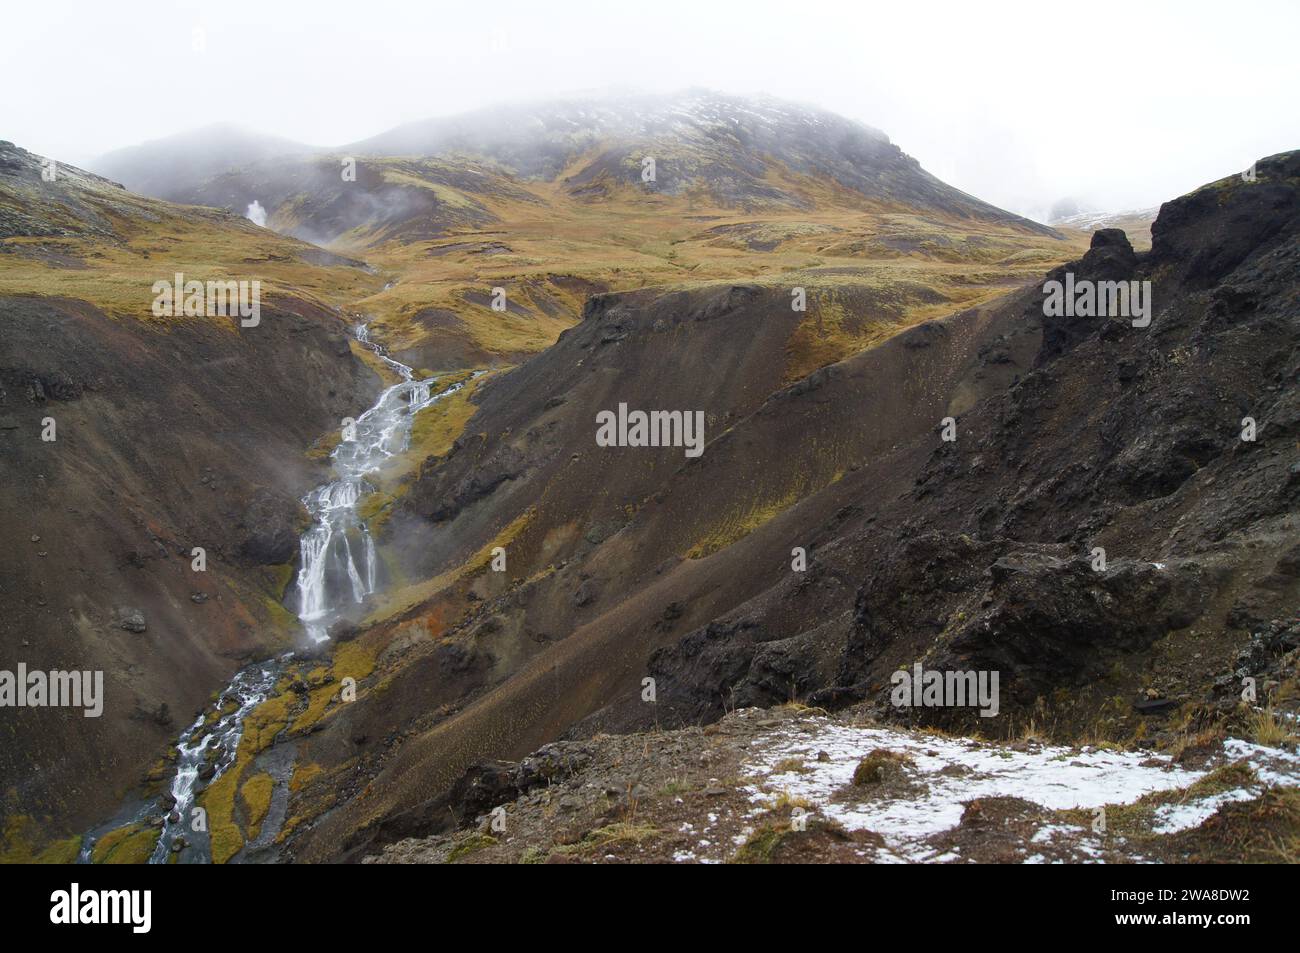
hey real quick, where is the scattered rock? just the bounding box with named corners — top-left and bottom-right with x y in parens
top-left (117, 609), bottom-right (147, 633)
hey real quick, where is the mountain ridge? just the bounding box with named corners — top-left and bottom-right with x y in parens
top-left (90, 91), bottom-right (1059, 242)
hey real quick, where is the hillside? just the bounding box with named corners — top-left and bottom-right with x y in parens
top-left (1052, 207), bottom-right (1158, 251)
top-left (1, 95), bottom-right (1082, 860)
top-left (239, 151), bottom-right (1297, 862)
top-left (0, 141), bottom-right (383, 856)
top-left (93, 124), bottom-right (316, 202)
top-left (88, 92), bottom-right (1075, 376)
top-left (5, 111), bottom-right (1294, 866)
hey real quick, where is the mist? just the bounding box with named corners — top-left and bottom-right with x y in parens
top-left (4, 0), bottom-right (1297, 220)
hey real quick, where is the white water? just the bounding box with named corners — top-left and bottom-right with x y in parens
top-left (147, 659), bottom-right (284, 863)
top-left (294, 323), bottom-right (470, 641)
top-left (83, 321), bottom-right (467, 863)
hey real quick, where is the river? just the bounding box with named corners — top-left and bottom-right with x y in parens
top-left (81, 322), bottom-right (465, 863)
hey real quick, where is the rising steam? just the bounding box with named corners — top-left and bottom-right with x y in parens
top-left (245, 199), bottom-right (267, 227)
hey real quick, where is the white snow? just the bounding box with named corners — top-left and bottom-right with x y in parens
top-left (1151, 789), bottom-right (1258, 834)
top-left (746, 721), bottom-right (1201, 855)
top-left (1222, 738), bottom-right (1300, 786)
top-left (744, 719), bottom-right (1300, 861)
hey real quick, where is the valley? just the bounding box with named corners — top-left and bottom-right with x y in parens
top-left (0, 91), bottom-right (1296, 866)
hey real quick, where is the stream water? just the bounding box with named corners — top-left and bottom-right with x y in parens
top-left (295, 324), bottom-right (469, 641)
top-left (82, 322), bottom-right (464, 863)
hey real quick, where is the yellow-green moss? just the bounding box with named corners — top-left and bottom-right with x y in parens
top-left (198, 693), bottom-right (294, 863)
top-left (240, 772), bottom-right (274, 841)
top-left (91, 823), bottom-right (158, 865)
top-left (307, 429), bottom-right (343, 461)
top-left (447, 832), bottom-right (497, 863)
top-left (686, 487), bottom-right (802, 559)
top-left (267, 563), bottom-right (296, 599)
top-left (199, 762), bottom-right (245, 865)
top-left (0, 816), bottom-right (83, 864)
top-left (290, 762), bottom-right (323, 794)
top-left (731, 822), bottom-right (790, 864)
top-left (364, 506), bottom-right (535, 623)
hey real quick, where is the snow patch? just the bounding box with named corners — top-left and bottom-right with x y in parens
top-left (746, 722), bottom-right (1202, 850)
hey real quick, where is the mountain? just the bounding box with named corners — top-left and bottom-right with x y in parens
top-left (92, 91), bottom-right (1059, 245)
top-left (82, 93), bottom-right (1072, 386)
top-left (5, 103), bottom-right (1295, 864)
top-left (93, 123), bottom-right (316, 201)
top-left (346, 90), bottom-right (1056, 228)
top-left (245, 151), bottom-right (1294, 862)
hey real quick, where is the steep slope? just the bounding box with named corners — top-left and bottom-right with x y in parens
top-left (0, 142), bottom-right (381, 856)
top-left (262, 151), bottom-right (1298, 861)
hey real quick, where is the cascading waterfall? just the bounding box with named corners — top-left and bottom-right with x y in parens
top-left (145, 659), bottom-right (283, 863)
top-left (84, 321), bottom-right (470, 863)
top-left (293, 323), bottom-right (470, 641)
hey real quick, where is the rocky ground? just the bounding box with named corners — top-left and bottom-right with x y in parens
top-left (278, 151), bottom-right (1299, 863)
top-left (368, 686), bottom-right (1300, 864)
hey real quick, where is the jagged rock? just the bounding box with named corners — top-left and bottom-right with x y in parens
top-left (328, 620), bottom-right (360, 642)
top-left (572, 579), bottom-right (598, 607)
top-left (237, 488), bottom-right (305, 565)
top-left (117, 609), bottom-right (147, 633)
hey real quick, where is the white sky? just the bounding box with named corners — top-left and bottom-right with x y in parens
top-left (3, 0), bottom-right (1297, 220)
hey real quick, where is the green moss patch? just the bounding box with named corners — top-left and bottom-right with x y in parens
top-left (91, 823), bottom-right (158, 865)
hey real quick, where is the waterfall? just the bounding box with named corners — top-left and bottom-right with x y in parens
top-left (86, 321), bottom-right (475, 864)
top-left (292, 323), bottom-right (471, 642)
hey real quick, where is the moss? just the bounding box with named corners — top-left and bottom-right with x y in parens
top-left (199, 693), bottom-right (294, 863)
top-left (267, 563), bottom-right (296, 599)
top-left (0, 815), bottom-right (83, 864)
top-left (34, 834), bottom-right (84, 864)
top-left (447, 832), bottom-right (497, 863)
top-left (91, 823), bottom-right (159, 865)
top-left (298, 682), bottom-right (339, 728)
top-left (200, 760), bottom-right (246, 865)
top-left (243, 692), bottom-right (295, 751)
top-left (290, 762), bottom-right (323, 794)
top-left (240, 772), bottom-right (275, 841)
top-left (852, 749), bottom-right (913, 785)
top-left (365, 507), bottom-right (535, 623)
top-left (198, 640), bottom-right (380, 861)
top-left (332, 638), bottom-right (378, 683)
top-left (731, 822), bottom-right (790, 864)
top-left (356, 490), bottom-right (396, 525)
top-left (296, 638), bottom-right (380, 729)
top-left (307, 428), bottom-right (343, 461)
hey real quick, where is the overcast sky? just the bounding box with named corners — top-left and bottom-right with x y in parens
top-left (4, 0), bottom-right (1297, 221)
